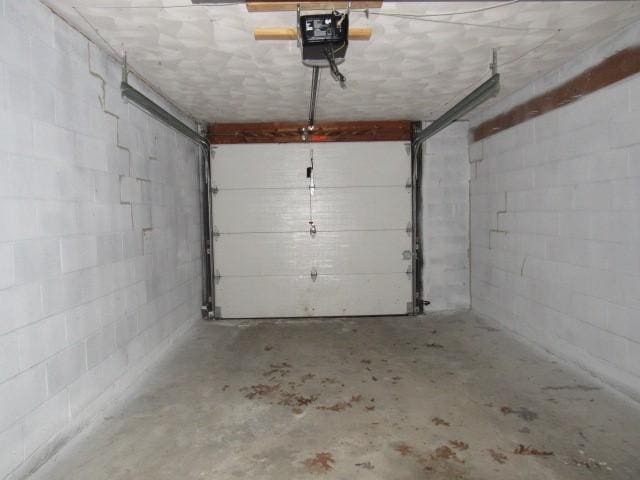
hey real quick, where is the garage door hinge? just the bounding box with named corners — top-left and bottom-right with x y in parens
top-left (211, 186), bottom-right (219, 195)
top-left (212, 227), bottom-right (220, 239)
top-left (406, 222), bottom-right (412, 236)
top-left (406, 265), bottom-right (412, 276)
top-left (405, 178), bottom-right (412, 190)
top-left (407, 301), bottom-right (416, 314)
top-left (214, 269), bottom-right (221, 284)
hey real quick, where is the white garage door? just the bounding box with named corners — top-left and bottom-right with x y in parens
top-left (211, 141), bottom-right (412, 318)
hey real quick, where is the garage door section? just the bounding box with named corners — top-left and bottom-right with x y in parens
top-left (211, 141), bottom-right (412, 318)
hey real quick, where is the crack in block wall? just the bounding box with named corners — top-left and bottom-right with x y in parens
top-left (468, 21), bottom-right (640, 399)
top-left (0, 2), bottom-right (203, 478)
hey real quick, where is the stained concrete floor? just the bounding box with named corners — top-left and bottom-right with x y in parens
top-left (31, 311), bottom-right (640, 480)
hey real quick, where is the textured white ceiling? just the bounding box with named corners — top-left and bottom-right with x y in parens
top-left (43, 1), bottom-right (640, 123)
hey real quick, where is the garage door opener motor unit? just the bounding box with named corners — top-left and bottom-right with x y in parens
top-left (300, 11), bottom-right (348, 86)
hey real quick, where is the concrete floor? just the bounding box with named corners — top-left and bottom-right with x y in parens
top-left (31, 311), bottom-right (640, 480)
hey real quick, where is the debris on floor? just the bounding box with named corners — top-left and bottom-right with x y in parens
top-left (303, 452), bottom-right (335, 473)
top-left (500, 406), bottom-right (538, 421)
top-left (567, 451), bottom-right (613, 470)
top-left (488, 449), bottom-right (508, 464)
top-left (355, 461), bottom-right (374, 470)
top-left (513, 444), bottom-right (553, 456)
top-left (278, 391), bottom-right (317, 408)
top-left (263, 362), bottom-right (292, 379)
top-left (432, 416), bottom-right (451, 426)
top-left (316, 395), bottom-right (363, 412)
top-left (244, 384), bottom-right (280, 399)
top-left (432, 445), bottom-right (464, 463)
top-left (393, 442), bottom-right (414, 456)
top-left (449, 440), bottom-right (469, 450)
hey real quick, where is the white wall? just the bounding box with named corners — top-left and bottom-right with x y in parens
top-left (0, 2), bottom-right (203, 478)
top-left (468, 22), bottom-right (640, 398)
top-left (421, 121), bottom-right (471, 311)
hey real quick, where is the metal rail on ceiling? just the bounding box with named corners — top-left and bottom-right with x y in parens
top-left (120, 58), bottom-right (209, 149)
top-left (412, 49), bottom-right (501, 151)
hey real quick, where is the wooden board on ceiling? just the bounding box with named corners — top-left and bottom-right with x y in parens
top-left (254, 26), bottom-right (371, 40)
top-left (209, 120), bottom-right (411, 144)
top-left (247, 1), bottom-right (382, 12)
top-left (471, 45), bottom-right (640, 142)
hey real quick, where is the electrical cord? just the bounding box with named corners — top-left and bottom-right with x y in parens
top-left (324, 47), bottom-right (347, 88)
top-left (74, 2), bottom-right (239, 9)
top-left (367, 11), bottom-right (558, 33)
top-left (377, 0), bottom-right (521, 18)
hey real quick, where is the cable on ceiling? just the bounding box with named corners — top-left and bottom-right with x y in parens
top-left (75, 2), bottom-right (239, 9)
top-left (379, 0), bottom-right (521, 18)
top-left (367, 12), bottom-right (560, 33)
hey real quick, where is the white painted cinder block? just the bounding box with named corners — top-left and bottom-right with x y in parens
top-left (0, 365), bottom-right (47, 433)
top-left (0, 243), bottom-right (15, 290)
top-left (45, 342), bottom-right (86, 396)
top-left (0, 5), bottom-right (201, 477)
top-left (60, 235), bottom-right (98, 273)
top-left (18, 313), bottom-right (68, 371)
top-left (422, 121), bottom-right (471, 310)
top-left (0, 331), bottom-right (20, 384)
top-left (469, 21), bottom-right (640, 399)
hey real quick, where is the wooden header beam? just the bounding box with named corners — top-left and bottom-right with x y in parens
top-left (254, 26), bottom-right (371, 40)
top-left (209, 120), bottom-right (411, 144)
top-left (471, 45), bottom-right (640, 142)
top-left (247, 1), bottom-right (382, 12)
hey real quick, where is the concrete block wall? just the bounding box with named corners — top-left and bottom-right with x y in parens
top-left (0, 2), bottom-right (203, 478)
top-left (468, 21), bottom-right (640, 398)
top-left (421, 121), bottom-right (471, 310)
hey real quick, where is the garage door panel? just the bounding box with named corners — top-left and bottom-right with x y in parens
top-left (311, 230), bottom-right (411, 274)
top-left (215, 233), bottom-right (311, 276)
top-left (216, 230), bottom-right (412, 277)
top-left (217, 274), bottom-right (411, 318)
top-left (216, 276), bottom-right (312, 318)
top-left (213, 189), bottom-right (309, 233)
top-left (311, 273), bottom-right (411, 316)
top-left (313, 187), bottom-right (411, 231)
top-left (212, 144), bottom-right (311, 189)
top-left (211, 141), bottom-right (413, 318)
top-left (313, 142), bottom-right (410, 187)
